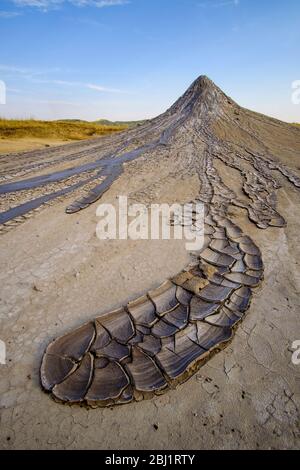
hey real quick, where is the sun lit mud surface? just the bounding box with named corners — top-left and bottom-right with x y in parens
top-left (0, 77), bottom-right (300, 449)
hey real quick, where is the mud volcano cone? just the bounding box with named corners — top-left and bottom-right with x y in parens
top-left (1, 76), bottom-right (299, 406)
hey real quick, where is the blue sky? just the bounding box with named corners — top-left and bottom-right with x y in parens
top-left (0, 0), bottom-right (299, 121)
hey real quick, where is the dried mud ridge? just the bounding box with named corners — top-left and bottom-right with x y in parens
top-left (41, 219), bottom-right (264, 407)
top-left (1, 76), bottom-right (300, 407)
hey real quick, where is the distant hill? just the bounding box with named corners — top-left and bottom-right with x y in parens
top-left (93, 119), bottom-right (147, 127)
top-left (57, 118), bottom-right (147, 128)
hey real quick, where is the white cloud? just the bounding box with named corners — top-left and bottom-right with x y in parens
top-left (0, 64), bottom-right (62, 81)
top-left (87, 83), bottom-right (123, 93)
top-left (31, 78), bottom-right (126, 93)
top-left (199, 0), bottom-right (239, 7)
top-left (49, 79), bottom-right (126, 93)
top-left (12, 0), bottom-right (129, 11)
top-left (0, 64), bottom-right (127, 94)
top-left (0, 64), bottom-right (32, 74)
top-left (0, 10), bottom-right (22, 18)
top-left (13, 0), bottom-right (62, 7)
top-left (92, 0), bottom-right (130, 7)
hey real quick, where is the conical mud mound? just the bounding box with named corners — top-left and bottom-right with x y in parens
top-left (1, 76), bottom-right (299, 406)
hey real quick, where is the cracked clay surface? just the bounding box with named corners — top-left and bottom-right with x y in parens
top-left (0, 77), bottom-right (300, 448)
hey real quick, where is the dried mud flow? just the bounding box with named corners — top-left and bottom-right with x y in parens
top-left (1, 77), bottom-right (300, 447)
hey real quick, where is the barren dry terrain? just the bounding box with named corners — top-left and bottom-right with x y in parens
top-left (0, 77), bottom-right (300, 449)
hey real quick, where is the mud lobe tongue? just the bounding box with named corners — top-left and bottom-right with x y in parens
top-left (41, 213), bottom-right (263, 406)
top-left (16, 73), bottom-right (295, 407)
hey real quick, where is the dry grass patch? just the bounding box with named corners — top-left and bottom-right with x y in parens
top-left (0, 119), bottom-right (128, 141)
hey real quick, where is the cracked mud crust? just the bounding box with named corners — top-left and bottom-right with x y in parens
top-left (1, 76), bottom-right (300, 447)
top-left (40, 214), bottom-right (262, 407)
top-left (33, 76), bottom-right (298, 407)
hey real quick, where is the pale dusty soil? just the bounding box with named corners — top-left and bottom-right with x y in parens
top-left (0, 138), bottom-right (73, 154)
top-left (0, 155), bottom-right (300, 449)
